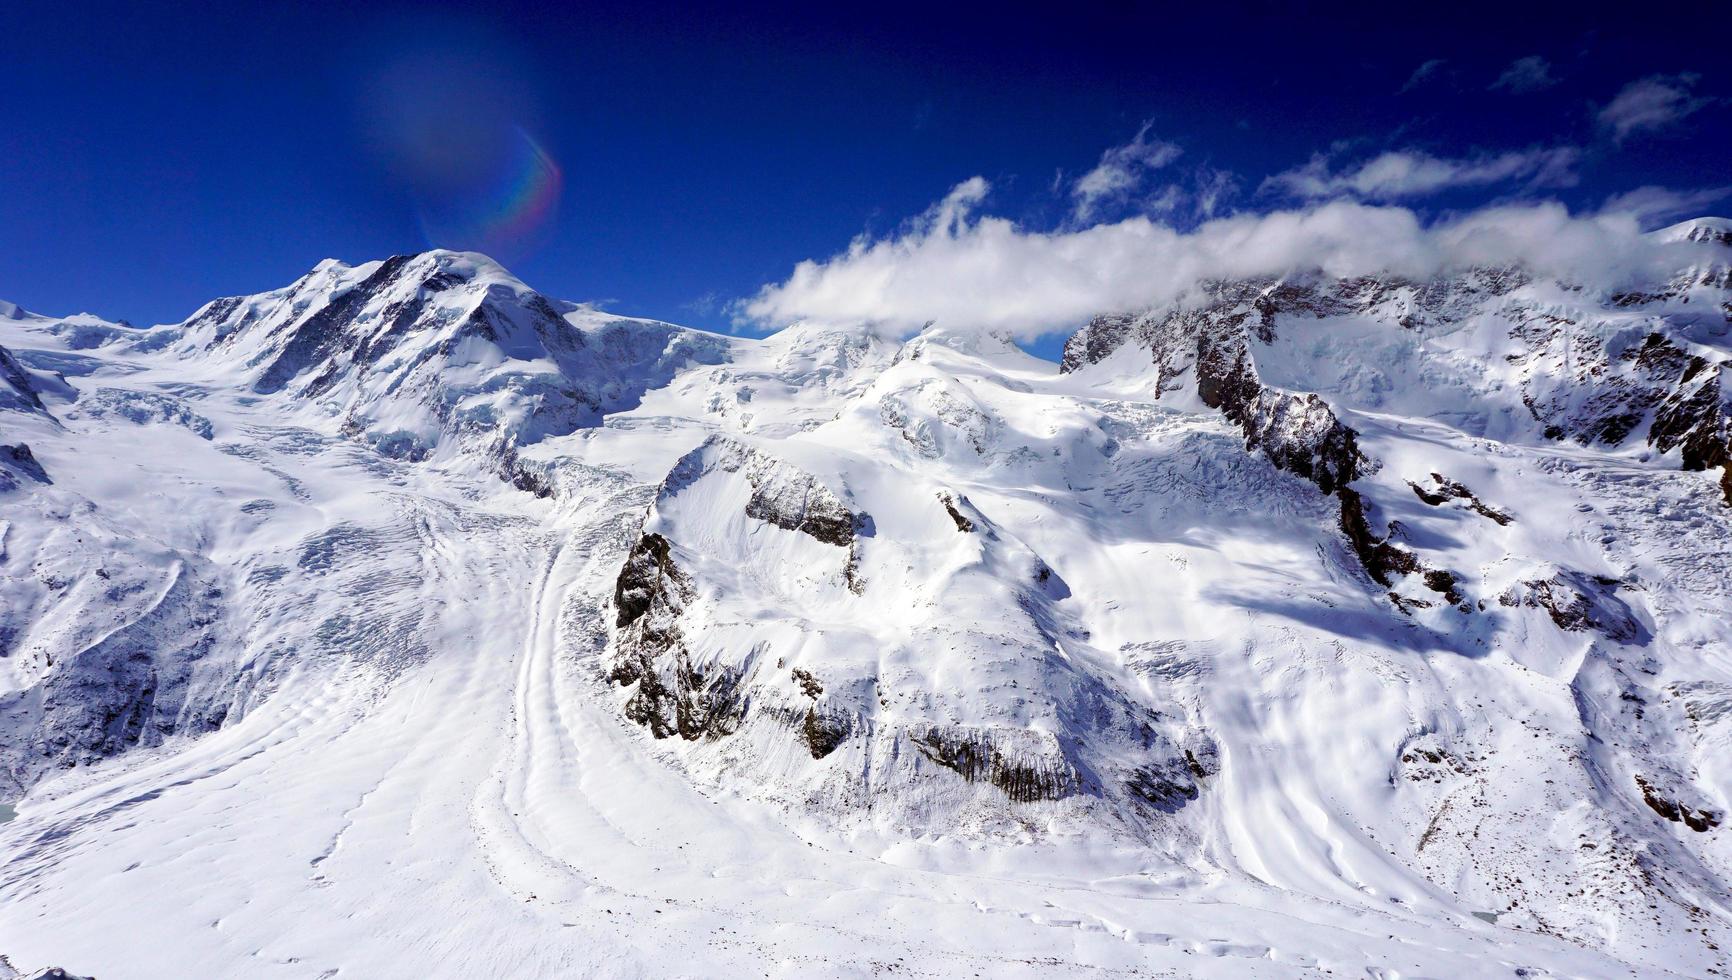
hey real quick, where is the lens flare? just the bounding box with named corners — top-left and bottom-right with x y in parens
top-left (415, 126), bottom-right (563, 260)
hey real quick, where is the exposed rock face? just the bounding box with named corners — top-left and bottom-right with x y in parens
top-left (0, 344), bottom-right (48, 416)
top-left (1408, 473), bottom-right (1512, 525)
top-left (1521, 223), bottom-right (1732, 504)
top-left (1520, 328), bottom-right (1732, 505)
top-left (1066, 250), bottom-right (1732, 508)
top-left (1066, 281), bottom-right (1463, 606)
top-left (662, 436), bottom-right (866, 548)
top-left (1648, 353), bottom-right (1730, 485)
top-left (800, 707), bottom-right (850, 760)
top-left (610, 438), bottom-right (867, 743)
top-left (785, 668), bottom-right (850, 759)
top-left (743, 469), bottom-right (856, 546)
top-left (1059, 269), bottom-right (1530, 375)
top-left (1125, 763), bottom-right (1202, 813)
top-left (937, 491), bottom-right (975, 532)
top-left (608, 532), bottom-right (739, 741)
top-left (613, 532), bottom-right (686, 630)
top-left (1, 444), bottom-right (51, 488)
top-left (1498, 570), bottom-right (1646, 644)
top-left (1637, 775), bottom-right (1722, 832)
top-left (911, 726), bottom-right (1079, 803)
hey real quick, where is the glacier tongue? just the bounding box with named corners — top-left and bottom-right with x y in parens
top-left (1, 243), bottom-right (1731, 977)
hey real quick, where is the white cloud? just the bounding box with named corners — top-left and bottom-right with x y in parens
top-left (1144, 184), bottom-right (1184, 216)
top-left (1598, 74), bottom-right (1712, 141)
top-left (1139, 168), bottom-right (1240, 225)
top-left (1071, 124), bottom-right (1182, 220)
top-left (1600, 185), bottom-right (1732, 227)
top-left (1399, 59), bottom-right (1446, 94)
top-left (681, 291), bottom-right (723, 317)
top-left (738, 178), bottom-right (1687, 337)
top-left (1192, 167), bottom-right (1240, 219)
top-left (1262, 147), bottom-right (1579, 200)
top-left (1490, 56), bottom-right (1557, 93)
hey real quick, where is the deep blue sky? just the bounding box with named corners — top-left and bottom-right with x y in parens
top-left (3, 0), bottom-right (1727, 347)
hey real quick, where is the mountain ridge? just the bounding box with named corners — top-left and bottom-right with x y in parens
top-left (2, 232), bottom-right (1731, 976)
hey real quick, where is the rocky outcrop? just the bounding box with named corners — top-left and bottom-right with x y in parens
top-left (1126, 762), bottom-right (1201, 813)
top-left (784, 668), bottom-right (851, 758)
top-left (607, 533), bottom-right (744, 741)
top-left (662, 436), bottom-right (867, 547)
top-left (911, 726), bottom-right (1079, 803)
top-left (1408, 473), bottom-right (1512, 525)
top-left (1498, 570), bottom-right (1646, 644)
top-left (249, 254), bottom-right (421, 395)
top-left (613, 532), bottom-right (687, 631)
top-left (742, 467), bottom-right (856, 546)
top-left (0, 344), bottom-right (48, 416)
top-left (609, 439), bottom-right (868, 743)
top-left (1512, 326), bottom-right (1731, 506)
top-left (0, 444), bottom-right (51, 488)
top-left (800, 707), bottom-right (850, 759)
top-left (1647, 354), bottom-right (1731, 505)
top-left (1069, 257), bottom-right (1732, 508)
top-left (1065, 282), bottom-right (1463, 606)
top-left (1060, 269), bottom-right (1529, 376)
top-left (937, 491), bottom-right (974, 532)
top-left (1636, 775), bottom-right (1722, 832)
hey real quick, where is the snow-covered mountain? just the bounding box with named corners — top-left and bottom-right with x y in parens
top-left (2, 224), bottom-right (1731, 977)
top-left (171, 250), bottom-right (729, 486)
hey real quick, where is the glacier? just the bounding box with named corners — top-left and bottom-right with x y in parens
top-left (1, 225), bottom-right (1731, 977)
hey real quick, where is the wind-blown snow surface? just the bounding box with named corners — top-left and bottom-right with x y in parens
top-left (2, 237), bottom-right (1731, 978)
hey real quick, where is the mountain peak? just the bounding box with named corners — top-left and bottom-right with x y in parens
top-left (1655, 215), bottom-right (1732, 246)
top-left (291, 249), bottom-right (529, 297)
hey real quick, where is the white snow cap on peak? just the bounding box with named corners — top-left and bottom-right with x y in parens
top-left (414, 248), bottom-right (519, 280)
top-left (906, 320), bottom-right (1024, 356)
top-left (303, 250), bottom-right (524, 290)
top-left (1653, 215), bottom-right (1732, 244)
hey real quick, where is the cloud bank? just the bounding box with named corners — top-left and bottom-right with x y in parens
top-left (740, 179), bottom-right (1691, 337)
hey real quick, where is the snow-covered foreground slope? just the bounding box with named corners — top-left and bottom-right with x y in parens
top-left (2, 233), bottom-right (1731, 978)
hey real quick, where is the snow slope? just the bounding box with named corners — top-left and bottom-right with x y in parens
top-left (2, 235), bottom-right (1731, 978)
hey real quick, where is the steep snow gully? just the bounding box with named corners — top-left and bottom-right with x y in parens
top-left (3, 227), bottom-right (1732, 977)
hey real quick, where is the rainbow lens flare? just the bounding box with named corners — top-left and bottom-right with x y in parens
top-left (415, 126), bottom-right (563, 260)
